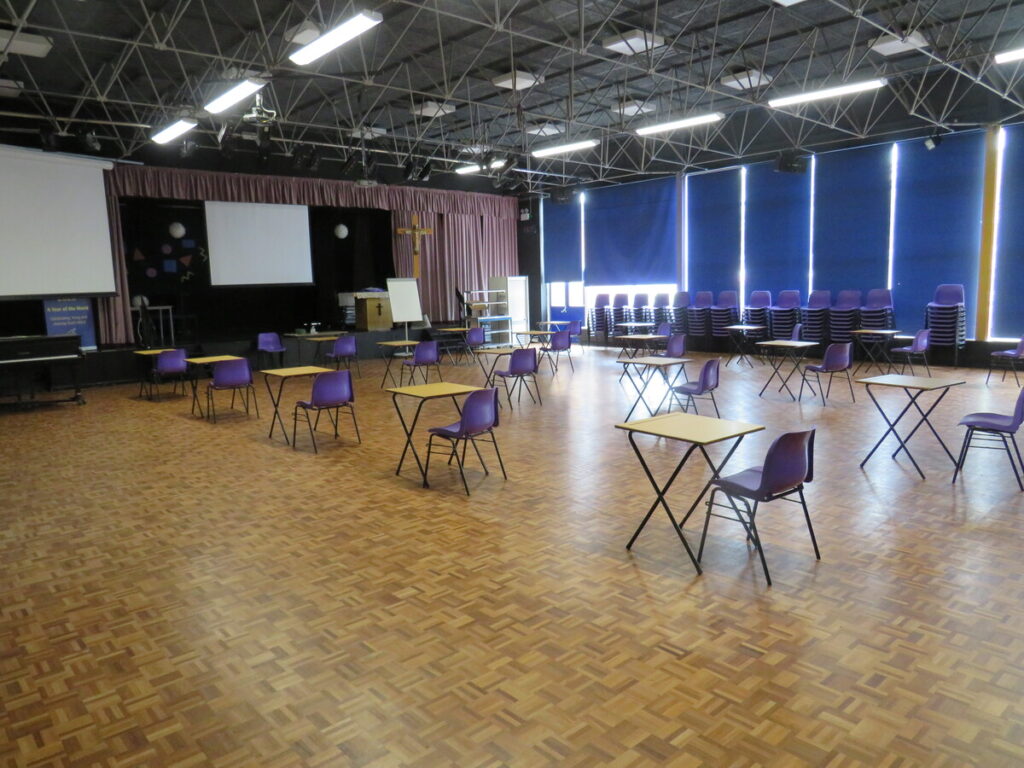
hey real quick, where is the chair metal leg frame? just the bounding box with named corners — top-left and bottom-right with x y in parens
top-left (895, 350), bottom-right (931, 378)
top-left (292, 403), bottom-right (360, 453)
top-left (500, 373), bottom-right (541, 411)
top-left (986, 356), bottom-right (1021, 386)
top-left (860, 384), bottom-right (953, 480)
top-left (667, 387), bottom-right (720, 418)
top-left (424, 429), bottom-right (506, 495)
top-left (207, 384), bottom-right (257, 424)
top-left (952, 426), bottom-right (1024, 491)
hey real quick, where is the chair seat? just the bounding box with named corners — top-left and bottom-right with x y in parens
top-left (959, 412), bottom-right (1018, 431)
top-left (804, 363), bottom-right (828, 373)
top-left (992, 350), bottom-right (1022, 359)
top-left (261, 345), bottom-right (286, 353)
top-left (672, 382), bottom-right (703, 396)
top-left (891, 345), bottom-right (914, 353)
top-left (713, 467), bottom-right (765, 497)
top-left (296, 398), bottom-right (349, 410)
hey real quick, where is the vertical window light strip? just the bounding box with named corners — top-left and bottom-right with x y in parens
top-left (887, 143), bottom-right (899, 291)
top-left (739, 167), bottom-right (747, 314)
top-left (989, 127), bottom-right (1007, 339)
top-left (807, 155), bottom-right (816, 296)
top-left (539, 200), bottom-right (546, 320)
top-left (579, 191), bottom-right (586, 283)
top-left (683, 175), bottom-right (690, 291)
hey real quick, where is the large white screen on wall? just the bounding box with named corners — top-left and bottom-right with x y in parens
top-left (0, 146), bottom-right (115, 297)
top-left (205, 201), bottom-right (313, 286)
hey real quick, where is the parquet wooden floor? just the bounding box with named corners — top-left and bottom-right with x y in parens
top-left (3, 347), bottom-right (1024, 767)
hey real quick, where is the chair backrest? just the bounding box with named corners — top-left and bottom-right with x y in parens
top-left (332, 335), bottom-right (356, 356)
top-left (632, 293), bottom-right (648, 308)
top-left (549, 330), bottom-right (571, 351)
top-left (693, 291), bottom-right (713, 308)
top-left (748, 290), bottom-right (771, 309)
top-left (613, 293), bottom-right (629, 308)
top-left (567, 320), bottom-right (582, 335)
top-left (665, 333), bottom-right (687, 357)
top-left (716, 290), bottom-right (738, 308)
top-left (822, 342), bottom-right (852, 371)
top-left (653, 293), bottom-right (670, 308)
top-left (1012, 387), bottom-right (1024, 430)
top-left (594, 293), bottom-right (610, 309)
top-left (212, 358), bottom-right (252, 387)
top-left (1016, 336), bottom-right (1024, 356)
top-left (698, 358), bottom-right (720, 392)
top-left (466, 327), bottom-right (485, 346)
top-left (257, 332), bottom-right (282, 352)
top-left (776, 290), bottom-right (800, 309)
top-left (791, 323), bottom-right (803, 340)
top-left (807, 290), bottom-right (831, 309)
top-left (460, 388), bottom-right (500, 433)
top-left (835, 289), bottom-right (862, 309)
top-left (933, 283), bottom-right (965, 305)
top-left (673, 291), bottom-right (689, 308)
top-left (911, 329), bottom-right (930, 352)
top-left (155, 349), bottom-right (187, 374)
top-left (413, 340), bottom-right (439, 364)
top-left (759, 428), bottom-right (816, 495)
top-left (509, 347), bottom-right (537, 374)
top-left (310, 369), bottom-right (353, 406)
top-left (862, 288), bottom-right (891, 309)
top-left (656, 322), bottom-right (671, 336)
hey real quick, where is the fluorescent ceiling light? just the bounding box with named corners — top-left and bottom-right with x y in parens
top-left (869, 31), bottom-right (928, 56)
top-left (531, 139), bottom-right (598, 158)
top-left (720, 69), bottom-right (773, 90)
top-left (768, 78), bottom-right (886, 108)
top-left (204, 78), bottom-right (266, 114)
top-left (492, 71), bottom-right (543, 90)
top-left (602, 29), bottom-right (665, 56)
top-left (635, 112), bottom-right (723, 136)
top-left (152, 119), bottom-right (197, 144)
top-left (410, 101), bottom-right (455, 117)
top-left (349, 126), bottom-right (386, 139)
top-left (454, 159), bottom-right (507, 174)
top-left (526, 123), bottom-right (562, 136)
top-left (0, 78), bottom-right (24, 98)
top-left (772, 0), bottom-right (807, 6)
top-left (995, 47), bottom-right (1024, 64)
top-left (288, 10), bottom-right (383, 65)
top-left (615, 99), bottom-right (655, 116)
top-left (0, 29), bottom-right (52, 58)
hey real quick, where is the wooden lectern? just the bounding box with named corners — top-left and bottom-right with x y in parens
top-left (355, 292), bottom-right (393, 331)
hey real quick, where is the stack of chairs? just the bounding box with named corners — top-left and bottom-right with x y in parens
top-left (801, 290), bottom-right (831, 343)
top-left (652, 294), bottom-right (672, 329)
top-left (588, 294), bottom-right (611, 344)
top-left (860, 289), bottom-right (894, 331)
top-left (769, 290), bottom-right (801, 339)
top-left (711, 291), bottom-right (739, 338)
top-left (743, 291), bottom-right (771, 341)
top-left (829, 290), bottom-right (862, 343)
top-left (629, 293), bottom-right (650, 324)
top-left (686, 291), bottom-right (713, 341)
top-left (610, 293), bottom-right (629, 335)
top-left (925, 284), bottom-right (967, 364)
top-left (670, 291), bottom-right (689, 335)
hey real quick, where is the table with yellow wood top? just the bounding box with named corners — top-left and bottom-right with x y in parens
top-left (724, 324), bottom-right (766, 368)
top-left (283, 331), bottom-right (348, 365)
top-left (377, 339), bottom-right (420, 388)
top-left (261, 365), bottom-right (335, 445)
top-left (616, 412), bottom-right (765, 573)
top-left (184, 355), bottom-right (244, 417)
top-left (386, 382), bottom-right (484, 486)
top-left (851, 329), bottom-right (901, 376)
top-left (514, 329), bottom-right (552, 347)
top-left (858, 374), bottom-right (965, 480)
top-left (472, 346), bottom-right (518, 387)
top-left (756, 339), bottom-right (819, 400)
top-left (619, 356), bottom-right (692, 420)
top-left (133, 348), bottom-right (175, 400)
top-left (614, 333), bottom-right (668, 360)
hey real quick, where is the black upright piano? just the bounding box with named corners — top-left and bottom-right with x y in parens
top-left (0, 335), bottom-right (85, 405)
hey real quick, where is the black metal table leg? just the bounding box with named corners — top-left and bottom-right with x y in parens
top-left (264, 374), bottom-right (290, 444)
top-left (891, 386), bottom-right (957, 465)
top-left (860, 384), bottom-right (927, 479)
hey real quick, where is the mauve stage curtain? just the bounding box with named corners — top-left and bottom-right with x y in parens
top-left (97, 170), bottom-right (133, 345)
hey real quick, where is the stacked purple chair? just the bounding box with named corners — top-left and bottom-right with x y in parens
top-left (292, 369), bottom-right (359, 453)
top-left (686, 291), bottom-right (713, 341)
top-left (925, 284), bottom-right (967, 365)
top-left (798, 342), bottom-right (854, 406)
top-left (670, 291), bottom-right (690, 335)
top-left (257, 332), bottom-right (286, 368)
top-left (425, 388), bottom-right (506, 496)
top-left (860, 289), bottom-right (895, 330)
top-left (953, 387), bottom-right (1024, 492)
top-left (566, 320), bottom-right (584, 350)
top-left (988, 337), bottom-right (1024, 386)
top-left (401, 340), bottom-right (442, 385)
top-left (828, 290), bottom-right (862, 343)
top-left (769, 290), bottom-right (801, 339)
top-left (710, 291), bottom-right (739, 338)
top-left (588, 294), bottom-right (611, 344)
top-left (800, 290), bottom-right (831, 343)
top-left (743, 291), bottom-right (771, 341)
top-left (206, 358), bottom-right (259, 423)
top-left (325, 335), bottom-right (360, 377)
top-left (610, 293), bottom-right (629, 335)
top-left (539, 330), bottom-right (574, 373)
top-left (141, 348), bottom-right (188, 401)
top-left (493, 347), bottom-right (542, 410)
top-left (669, 358), bottom-right (720, 417)
top-left (891, 329), bottom-right (931, 377)
top-left (652, 293), bottom-right (672, 330)
top-left (701, 428), bottom-right (819, 586)
top-left (629, 293), bottom-right (650, 324)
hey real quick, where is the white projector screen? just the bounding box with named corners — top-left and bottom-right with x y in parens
top-left (205, 201), bottom-right (313, 286)
top-left (0, 146), bottom-right (115, 297)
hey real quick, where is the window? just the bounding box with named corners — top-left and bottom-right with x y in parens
top-left (547, 281), bottom-right (567, 308)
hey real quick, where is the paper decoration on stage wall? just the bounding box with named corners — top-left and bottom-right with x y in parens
top-left (181, 271), bottom-right (194, 283)
top-left (179, 254), bottom-right (192, 267)
top-left (163, 259), bottom-right (177, 273)
top-left (132, 248), bottom-right (145, 261)
top-left (145, 267), bottom-right (157, 278)
top-left (182, 239), bottom-right (196, 248)
top-left (334, 223), bottom-right (349, 239)
top-left (169, 222), bottom-right (186, 239)
top-left (161, 244), bottom-right (172, 255)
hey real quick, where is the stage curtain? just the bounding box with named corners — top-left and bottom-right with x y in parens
top-left (96, 171), bottom-right (133, 345)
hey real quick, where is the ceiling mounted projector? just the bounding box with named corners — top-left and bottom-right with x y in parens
top-left (242, 93), bottom-right (277, 125)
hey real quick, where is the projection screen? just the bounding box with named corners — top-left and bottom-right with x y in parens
top-left (204, 201), bottom-right (313, 286)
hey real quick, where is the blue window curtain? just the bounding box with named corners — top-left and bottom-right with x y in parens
top-left (584, 176), bottom-right (678, 285)
top-left (993, 125), bottom-right (1024, 338)
top-left (686, 169), bottom-right (740, 293)
top-left (745, 162), bottom-right (811, 301)
top-left (894, 132), bottom-right (985, 337)
top-left (541, 199), bottom-right (582, 282)
top-left (812, 144), bottom-right (892, 296)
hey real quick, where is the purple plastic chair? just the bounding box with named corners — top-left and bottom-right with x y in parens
top-left (748, 291), bottom-right (771, 310)
top-left (206, 358), bottom-right (259, 423)
top-left (425, 388), bottom-right (506, 495)
top-left (493, 347), bottom-right (541, 410)
top-left (713, 291), bottom-right (738, 310)
top-left (892, 330), bottom-right (931, 376)
top-left (539, 330), bottom-right (573, 373)
top-left (325, 335), bottom-right (360, 377)
top-left (799, 342), bottom-right (854, 406)
top-left (861, 289), bottom-right (891, 310)
top-left (703, 428), bottom-right (819, 586)
top-left (791, 323), bottom-right (803, 341)
top-left (987, 337), bottom-right (1024, 386)
top-left (292, 369), bottom-right (359, 453)
top-left (257, 332), bottom-right (286, 368)
top-left (673, 291), bottom-right (690, 308)
top-left (929, 284), bottom-right (965, 307)
top-left (692, 291), bottom-right (713, 309)
top-left (141, 348), bottom-right (188, 401)
top-left (806, 290), bottom-right (831, 310)
top-left (659, 333), bottom-right (687, 359)
top-left (401, 340), bottom-right (442, 385)
top-left (771, 290), bottom-right (801, 311)
top-left (953, 388), bottom-right (1024, 492)
top-left (670, 358), bottom-right (720, 417)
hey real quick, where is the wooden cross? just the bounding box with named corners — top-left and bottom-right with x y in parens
top-left (396, 213), bottom-right (434, 279)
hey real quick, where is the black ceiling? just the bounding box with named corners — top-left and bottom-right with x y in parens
top-left (2, 0), bottom-right (1024, 194)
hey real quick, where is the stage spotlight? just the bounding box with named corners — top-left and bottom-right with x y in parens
top-left (256, 127), bottom-right (273, 162)
top-left (306, 146), bottom-right (321, 171)
top-left (39, 126), bottom-right (61, 151)
top-left (403, 159), bottom-right (417, 181)
top-left (924, 131), bottom-right (943, 151)
top-left (291, 144), bottom-right (310, 168)
top-left (80, 130), bottom-right (101, 152)
top-left (417, 160), bottom-right (433, 182)
top-left (339, 153), bottom-right (358, 175)
top-left (219, 128), bottom-right (237, 158)
top-left (179, 138), bottom-right (197, 158)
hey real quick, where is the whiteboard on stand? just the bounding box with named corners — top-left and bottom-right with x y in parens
top-left (386, 278), bottom-right (424, 323)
